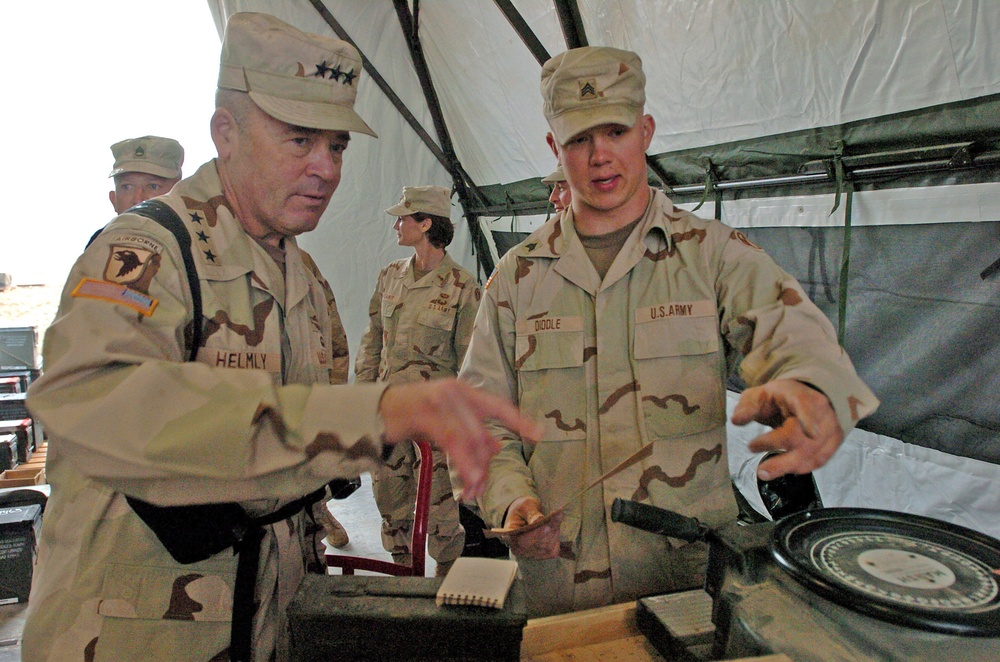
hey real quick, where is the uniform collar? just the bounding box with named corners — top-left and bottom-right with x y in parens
top-left (513, 187), bottom-right (675, 262)
top-left (394, 252), bottom-right (458, 287)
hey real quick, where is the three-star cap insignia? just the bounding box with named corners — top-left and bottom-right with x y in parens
top-left (134, 146), bottom-right (145, 158)
top-left (578, 79), bottom-right (599, 100)
top-left (306, 60), bottom-right (356, 86)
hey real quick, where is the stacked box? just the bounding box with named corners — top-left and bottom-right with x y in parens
top-left (0, 394), bottom-right (42, 447)
top-left (0, 419), bottom-right (34, 463)
top-left (0, 393), bottom-right (28, 420)
top-left (0, 433), bottom-right (15, 472)
top-left (0, 369), bottom-right (40, 393)
top-left (0, 327), bottom-right (39, 371)
top-left (0, 503), bottom-right (43, 603)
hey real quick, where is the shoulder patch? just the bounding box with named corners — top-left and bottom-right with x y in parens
top-left (72, 278), bottom-right (158, 316)
top-left (104, 243), bottom-right (158, 286)
top-left (484, 267), bottom-right (499, 291)
top-left (731, 230), bottom-right (762, 251)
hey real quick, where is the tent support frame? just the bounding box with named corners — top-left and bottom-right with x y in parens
top-left (392, 0), bottom-right (495, 275)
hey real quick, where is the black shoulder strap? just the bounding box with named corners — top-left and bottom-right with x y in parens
top-left (89, 200), bottom-right (202, 361)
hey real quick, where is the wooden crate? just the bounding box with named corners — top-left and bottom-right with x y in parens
top-left (0, 466), bottom-right (45, 487)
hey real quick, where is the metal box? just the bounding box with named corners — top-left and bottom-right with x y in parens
top-left (0, 327), bottom-right (39, 370)
top-left (0, 503), bottom-right (42, 603)
top-left (288, 574), bottom-right (527, 661)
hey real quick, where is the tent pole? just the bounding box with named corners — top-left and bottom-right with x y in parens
top-left (553, 0), bottom-right (587, 49)
top-left (493, 0), bottom-right (551, 65)
top-left (392, 0), bottom-right (494, 275)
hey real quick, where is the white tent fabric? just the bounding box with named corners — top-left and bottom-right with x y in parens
top-left (208, 0), bottom-right (1000, 346)
top-left (206, 1), bottom-right (1000, 537)
top-left (728, 392), bottom-right (1000, 540)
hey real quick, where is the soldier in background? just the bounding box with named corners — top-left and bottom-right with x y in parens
top-left (541, 164), bottom-right (571, 213)
top-left (108, 135), bottom-right (184, 213)
top-left (356, 186), bottom-right (481, 577)
top-left (24, 14), bottom-right (530, 661)
top-left (459, 46), bottom-right (879, 617)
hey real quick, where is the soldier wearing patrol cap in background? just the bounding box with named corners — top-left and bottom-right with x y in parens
top-left (541, 164), bottom-right (571, 214)
top-left (108, 135), bottom-right (184, 214)
top-left (356, 185), bottom-right (481, 578)
top-left (459, 46), bottom-right (880, 617)
top-left (23, 13), bottom-right (532, 661)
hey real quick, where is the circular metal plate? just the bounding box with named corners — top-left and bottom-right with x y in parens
top-left (771, 508), bottom-right (1000, 636)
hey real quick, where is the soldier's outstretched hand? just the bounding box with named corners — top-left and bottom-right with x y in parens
top-left (730, 378), bottom-right (844, 481)
top-left (379, 379), bottom-right (539, 499)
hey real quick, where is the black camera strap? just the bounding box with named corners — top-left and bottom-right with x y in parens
top-left (88, 199), bottom-right (203, 360)
top-left (231, 487), bottom-right (326, 662)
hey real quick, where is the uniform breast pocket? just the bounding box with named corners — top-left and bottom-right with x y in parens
top-left (634, 314), bottom-right (719, 359)
top-left (634, 315), bottom-right (724, 439)
top-left (381, 298), bottom-right (400, 321)
top-left (416, 308), bottom-right (455, 339)
top-left (516, 326), bottom-right (587, 442)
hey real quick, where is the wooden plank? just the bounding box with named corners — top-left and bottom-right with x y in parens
top-left (529, 634), bottom-right (662, 661)
top-left (518, 600), bottom-right (797, 662)
top-left (520, 602), bottom-right (639, 658)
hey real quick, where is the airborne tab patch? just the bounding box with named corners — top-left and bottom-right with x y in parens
top-left (72, 278), bottom-right (158, 316)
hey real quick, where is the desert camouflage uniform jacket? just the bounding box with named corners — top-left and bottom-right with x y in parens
top-left (461, 188), bottom-right (878, 617)
top-left (22, 161), bottom-right (387, 661)
top-left (355, 253), bottom-right (481, 385)
top-left (355, 253), bottom-right (481, 563)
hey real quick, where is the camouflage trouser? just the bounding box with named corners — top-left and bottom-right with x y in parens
top-left (372, 441), bottom-right (465, 563)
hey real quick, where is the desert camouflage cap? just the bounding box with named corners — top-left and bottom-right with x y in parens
top-left (108, 136), bottom-right (184, 179)
top-left (541, 165), bottom-right (565, 184)
top-left (540, 46), bottom-right (645, 145)
top-left (385, 186), bottom-right (451, 218)
top-left (217, 12), bottom-right (377, 137)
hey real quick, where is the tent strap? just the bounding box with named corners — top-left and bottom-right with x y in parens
top-left (837, 187), bottom-right (854, 346)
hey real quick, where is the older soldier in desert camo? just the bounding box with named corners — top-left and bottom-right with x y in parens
top-left (23, 13), bottom-right (532, 662)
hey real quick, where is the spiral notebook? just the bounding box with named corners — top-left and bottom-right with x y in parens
top-left (435, 557), bottom-right (519, 609)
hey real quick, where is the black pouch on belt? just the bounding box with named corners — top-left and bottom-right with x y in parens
top-left (126, 496), bottom-right (250, 564)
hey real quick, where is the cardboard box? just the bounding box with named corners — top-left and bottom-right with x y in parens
top-left (0, 503), bottom-right (42, 603)
top-left (0, 327), bottom-right (39, 370)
